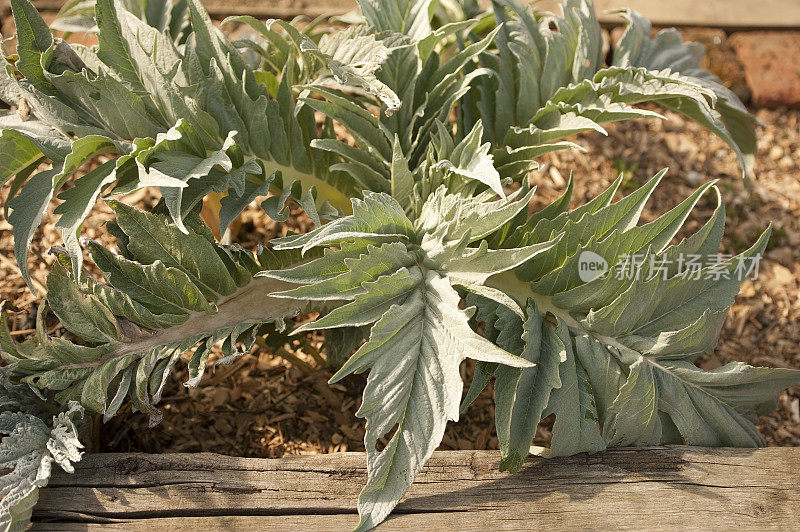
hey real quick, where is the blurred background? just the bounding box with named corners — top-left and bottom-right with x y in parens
top-left (6, 0), bottom-right (800, 27)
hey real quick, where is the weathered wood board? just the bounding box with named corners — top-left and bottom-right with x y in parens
top-left (31, 446), bottom-right (800, 530)
top-left (2, 0), bottom-right (800, 28)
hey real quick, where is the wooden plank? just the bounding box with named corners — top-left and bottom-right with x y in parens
top-left (3, 0), bottom-right (800, 28)
top-left (31, 447), bottom-right (800, 530)
top-left (539, 0), bottom-right (800, 28)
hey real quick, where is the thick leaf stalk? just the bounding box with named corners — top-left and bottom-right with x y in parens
top-left (0, 204), bottom-right (308, 426)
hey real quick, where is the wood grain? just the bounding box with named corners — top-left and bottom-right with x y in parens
top-left (3, 0), bottom-right (800, 28)
top-left (31, 446), bottom-right (800, 530)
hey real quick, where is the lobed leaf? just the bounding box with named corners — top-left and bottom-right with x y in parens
top-left (266, 189), bottom-right (545, 527)
top-left (1, 206), bottom-right (308, 425)
top-left (473, 174), bottom-right (800, 471)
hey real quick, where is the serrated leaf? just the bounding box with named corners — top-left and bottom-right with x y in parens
top-left (390, 136), bottom-right (414, 212)
top-left (152, 130), bottom-right (238, 232)
top-left (272, 242), bottom-right (415, 302)
top-left (273, 192), bottom-right (415, 253)
top-left (357, 0), bottom-right (433, 41)
top-left (108, 200), bottom-right (238, 298)
top-left (53, 159), bottom-right (117, 278)
top-left (416, 185), bottom-right (536, 246)
top-left (604, 357), bottom-right (800, 448)
top-left (495, 302), bottom-right (564, 472)
top-left (2, 206), bottom-right (307, 430)
top-left (334, 272), bottom-right (529, 530)
top-left (483, 172), bottom-right (798, 463)
top-left (218, 168), bottom-right (273, 235)
top-left (468, 0), bottom-right (755, 181)
top-left (46, 267), bottom-right (118, 344)
top-left (543, 320), bottom-right (605, 457)
top-left (10, 0), bottom-right (54, 91)
top-left (268, 189), bottom-right (547, 529)
top-left (433, 120), bottom-right (503, 197)
top-left (612, 8), bottom-right (756, 179)
top-left (604, 357), bottom-right (661, 446)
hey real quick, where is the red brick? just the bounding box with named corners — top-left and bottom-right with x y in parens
top-left (729, 31), bottom-right (800, 108)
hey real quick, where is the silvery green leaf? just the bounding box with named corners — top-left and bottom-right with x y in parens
top-left (543, 320), bottom-right (605, 457)
top-left (51, 0), bottom-right (98, 33)
top-left (96, 0), bottom-right (218, 143)
top-left (152, 130), bottom-right (238, 232)
top-left (0, 376), bottom-right (84, 532)
top-left (604, 357), bottom-right (661, 446)
top-left (433, 120), bottom-right (504, 197)
top-left (107, 200), bottom-right (238, 298)
top-left (323, 271), bottom-right (529, 531)
top-left (528, 178), bottom-right (717, 295)
top-left (264, 240), bottom-right (371, 285)
top-left (271, 242), bottom-right (414, 302)
top-left (468, 0), bottom-right (756, 181)
top-left (602, 356), bottom-right (800, 448)
top-left (272, 192), bottom-right (415, 253)
top-left (218, 167), bottom-right (273, 235)
top-left (305, 27), bottom-right (497, 195)
top-left (1, 205), bottom-right (308, 424)
top-left (300, 86), bottom-right (394, 162)
top-left (416, 185), bottom-right (535, 246)
top-left (547, 66), bottom-right (751, 178)
top-left (53, 160), bottom-right (117, 278)
top-left (390, 136), bottom-right (415, 212)
top-left (581, 229), bottom-right (770, 357)
top-left (267, 188), bottom-right (551, 530)
top-left (302, 266), bottom-right (424, 330)
top-left (231, 18), bottom-right (402, 113)
top-left (7, 170), bottom-right (55, 294)
top-left (494, 302), bottom-right (565, 472)
top-left (416, 20), bottom-right (475, 61)
top-left (494, 141), bottom-right (582, 181)
top-left (514, 171), bottom-right (664, 281)
top-left (612, 8), bottom-right (756, 179)
top-left (430, 237), bottom-right (560, 288)
top-left (10, 0), bottom-right (54, 92)
top-left (7, 130), bottom-right (130, 290)
top-left (481, 172), bottom-right (799, 464)
top-left (44, 69), bottom-right (163, 141)
top-left (52, 0), bottom-right (184, 35)
top-left (46, 267), bottom-right (119, 344)
top-left (357, 0), bottom-right (433, 41)
top-left (4, 0), bottom-right (358, 281)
